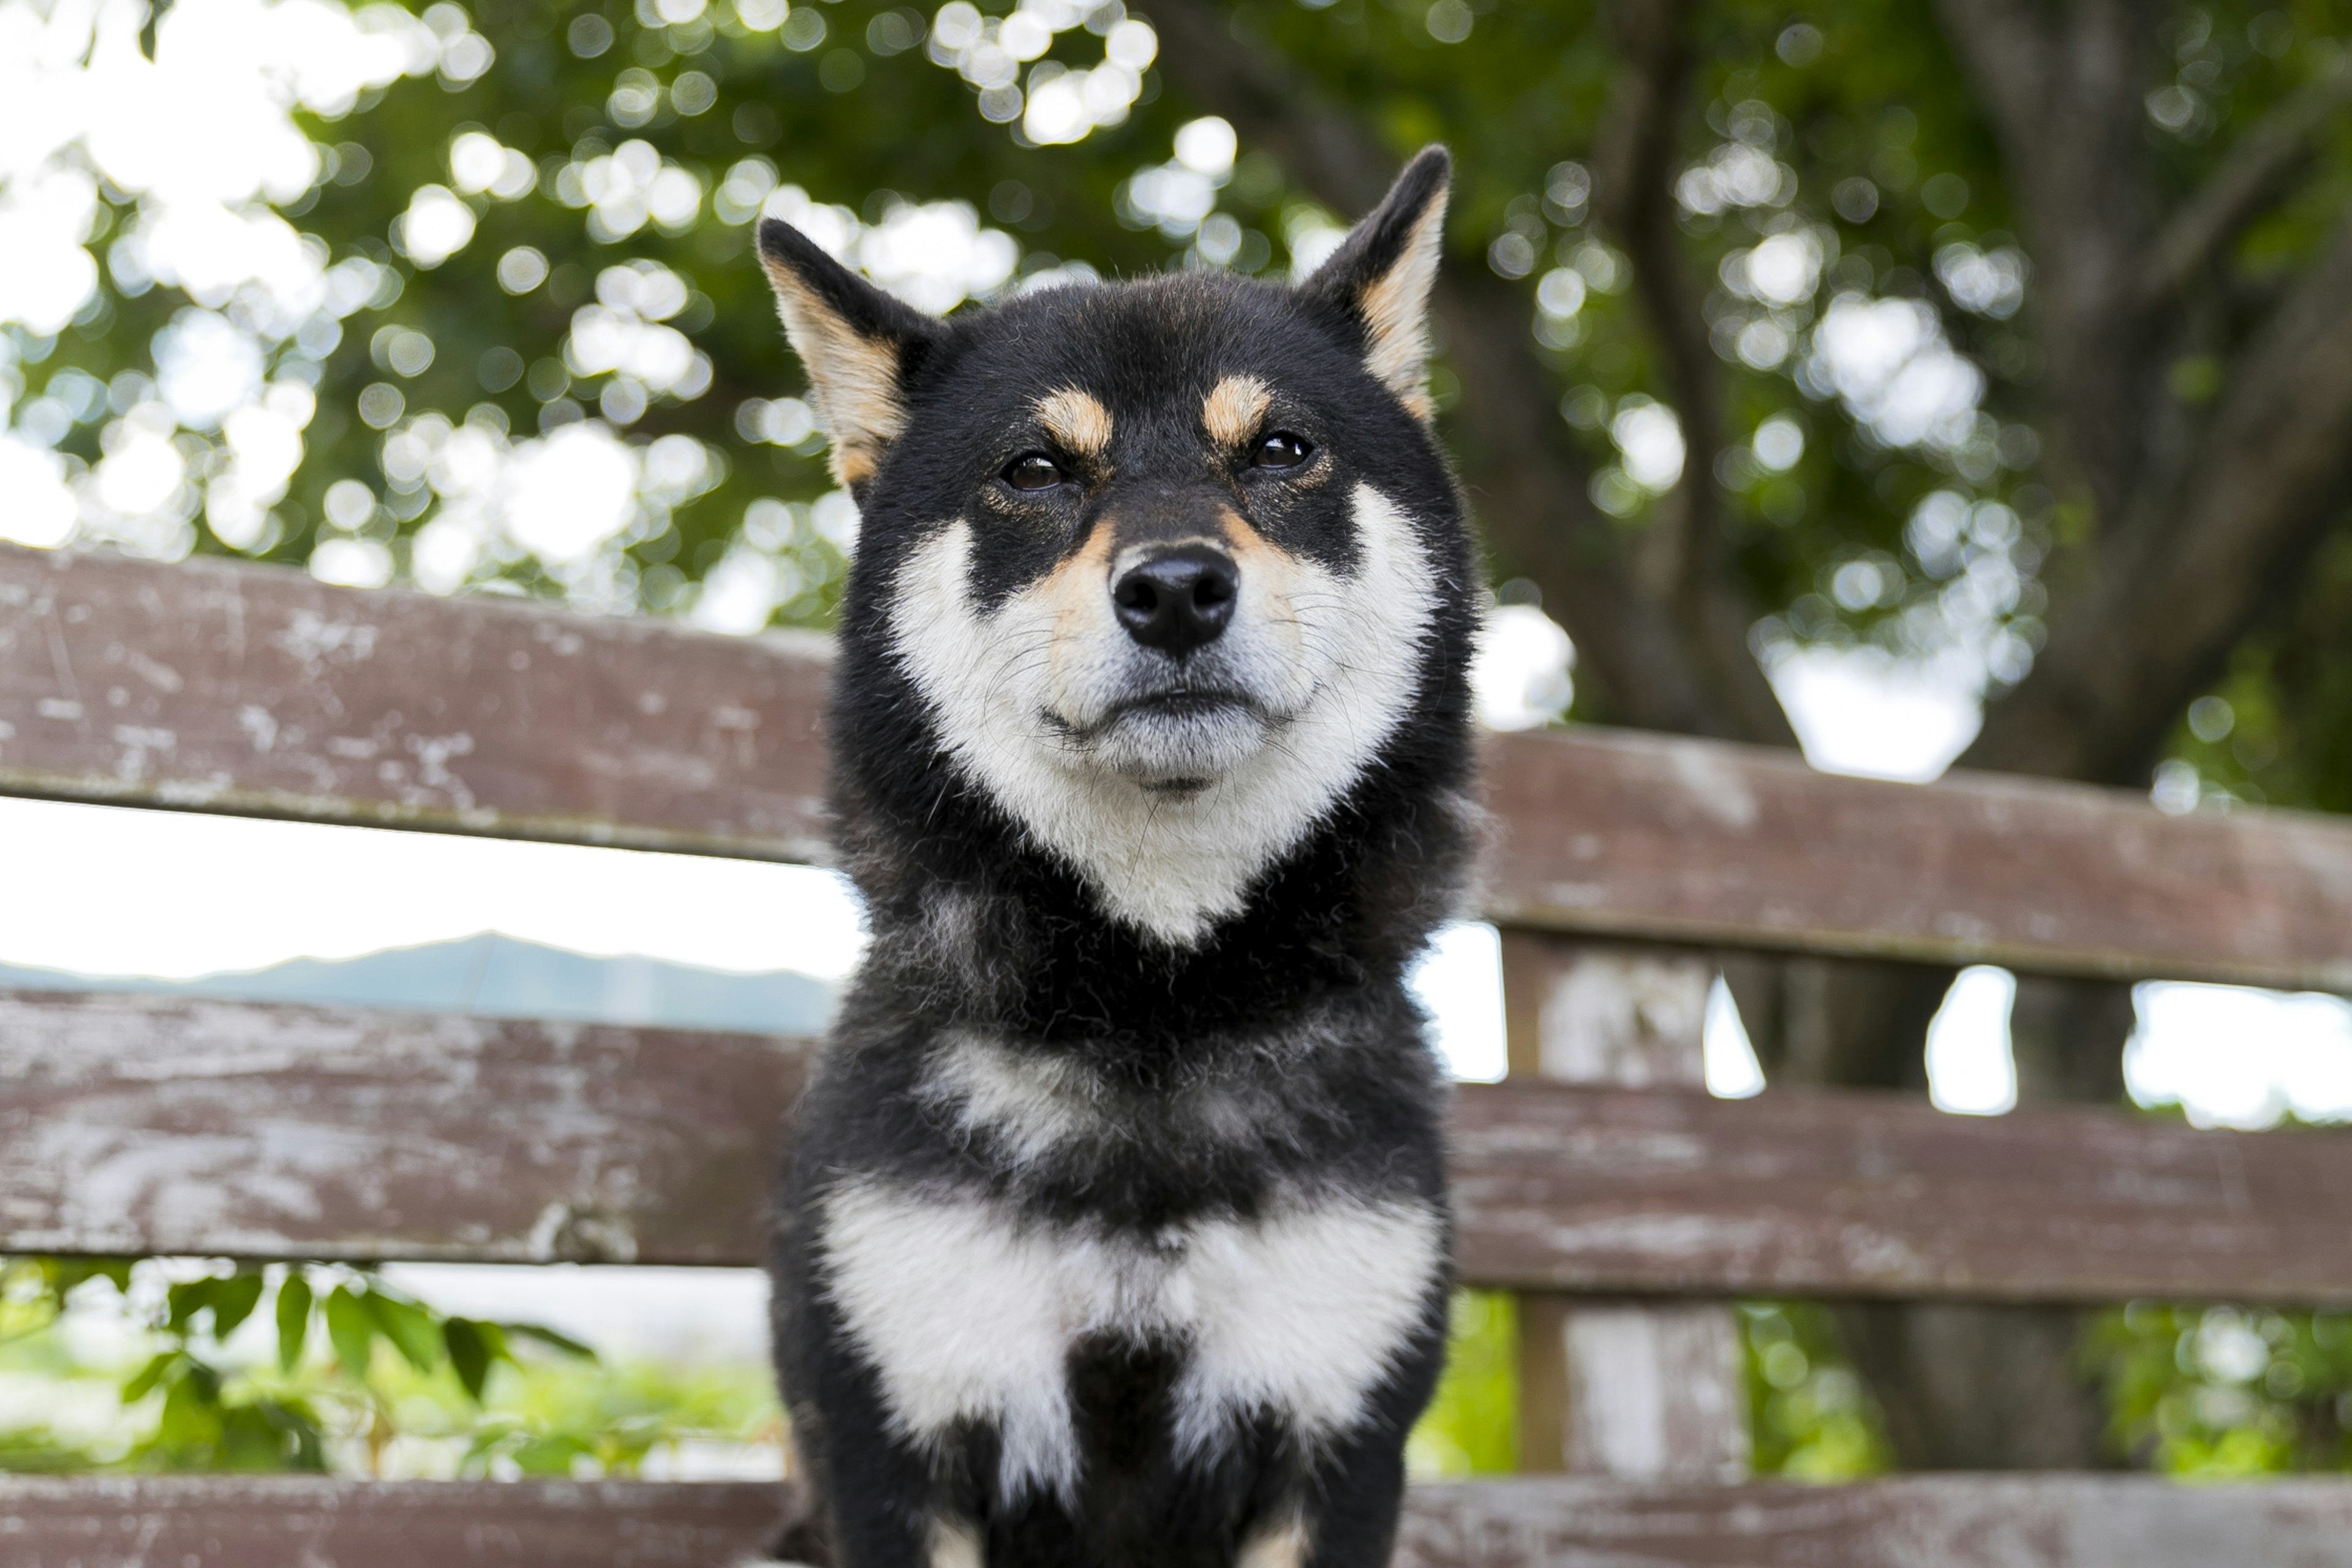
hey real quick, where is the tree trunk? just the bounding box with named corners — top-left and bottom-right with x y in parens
top-left (1826, 973), bottom-right (2135, 1468)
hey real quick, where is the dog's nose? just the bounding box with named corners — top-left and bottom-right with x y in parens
top-left (1112, 546), bottom-right (1238, 655)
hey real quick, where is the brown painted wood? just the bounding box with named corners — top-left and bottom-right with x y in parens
top-left (13, 984), bottom-right (2352, 1306)
top-left (1395, 1475), bottom-right (2352, 1567)
top-left (9, 1475), bottom-right (2352, 1567)
top-left (1500, 935), bottom-right (1747, 1482)
top-left (0, 1476), bottom-right (787, 1567)
top-left (0, 544), bottom-right (832, 860)
top-left (0, 989), bottom-right (812, 1265)
top-left (1450, 1079), bottom-right (2352, 1305)
top-left (1482, 724), bottom-right (2352, 991)
top-left (12, 549), bottom-right (2352, 989)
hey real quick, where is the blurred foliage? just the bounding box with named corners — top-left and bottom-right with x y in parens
top-left (0, 1256), bottom-right (778, 1478)
top-left (10, 0), bottom-right (2352, 777)
top-left (1742, 1301), bottom-right (1892, 1479)
top-left (2089, 1302), bottom-right (2352, 1474)
top-left (1408, 1288), bottom-right (1517, 1477)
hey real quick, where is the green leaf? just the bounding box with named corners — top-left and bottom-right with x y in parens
top-left (211, 1273), bottom-right (265, 1340)
top-left (497, 1321), bottom-right (597, 1361)
top-left (444, 1316), bottom-right (492, 1401)
top-left (164, 1278), bottom-right (215, 1336)
top-left (121, 1350), bottom-right (183, 1404)
top-left (324, 1287), bottom-right (376, 1382)
top-left (363, 1289), bottom-right (443, 1374)
top-left (275, 1273), bottom-right (312, 1373)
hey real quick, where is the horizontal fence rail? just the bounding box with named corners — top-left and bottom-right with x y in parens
top-left (0, 989), bottom-right (811, 1266)
top-left (1449, 1080), bottom-right (2352, 1304)
top-left (13, 986), bottom-right (2352, 1305)
top-left (1482, 727), bottom-right (2352, 990)
top-left (9, 1475), bottom-right (2352, 1567)
top-left (9, 546), bottom-right (2352, 987)
top-left (0, 545), bottom-right (833, 860)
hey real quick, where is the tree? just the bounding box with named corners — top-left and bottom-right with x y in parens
top-left (9, 0), bottom-right (2351, 1469)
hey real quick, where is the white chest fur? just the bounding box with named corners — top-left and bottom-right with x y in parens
top-left (817, 1181), bottom-right (1442, 1503)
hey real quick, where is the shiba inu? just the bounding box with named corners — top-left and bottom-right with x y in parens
top-left (754, 146), bottom-right (1479, 1568)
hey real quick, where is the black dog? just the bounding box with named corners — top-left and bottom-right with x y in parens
top-left (753, 146), bottom-right (1479, 1568)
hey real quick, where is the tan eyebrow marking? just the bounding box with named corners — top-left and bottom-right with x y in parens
top-left (1202, 374), bottom-right (1274, 449)
top-left (1034, 388), bottom-right (1113, 458)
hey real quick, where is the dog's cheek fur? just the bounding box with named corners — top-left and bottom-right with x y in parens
top-left (886, 483), bottom-right (1439, 947)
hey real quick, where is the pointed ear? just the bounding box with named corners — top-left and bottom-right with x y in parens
top-left (757, 217), bottom-right (940, 491)
top-left (1299, 146), bottom-right (1452, 421)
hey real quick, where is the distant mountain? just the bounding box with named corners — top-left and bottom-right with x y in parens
top-left (0, 933), bottom-right (836, 1036)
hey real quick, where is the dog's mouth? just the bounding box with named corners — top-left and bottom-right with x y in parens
top-left (1044, 688), bottom-right (1268, 743)
top-left (1041, 686), bottom-right (1291, 785)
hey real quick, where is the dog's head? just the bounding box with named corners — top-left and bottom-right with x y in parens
top-left (758, 149), bottom-right (1474, 947)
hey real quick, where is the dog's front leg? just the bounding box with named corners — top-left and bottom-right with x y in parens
top-left (796, 1423), bottom-right (975, 1568)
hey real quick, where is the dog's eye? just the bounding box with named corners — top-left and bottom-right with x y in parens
top-left (1001, 453), bottom-right (1065, 491)
top-left (1251, 432), bottom-right (1313, 470)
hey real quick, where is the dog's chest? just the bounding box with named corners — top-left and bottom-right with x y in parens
top-left (817, 1180), bottom-right (1442, 1501)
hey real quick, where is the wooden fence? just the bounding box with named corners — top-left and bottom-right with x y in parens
top-left (6, 541), bottom-right (2352, 1565)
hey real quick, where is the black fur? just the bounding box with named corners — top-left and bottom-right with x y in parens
top-left (759, 147), bottom-right (1479, 1568)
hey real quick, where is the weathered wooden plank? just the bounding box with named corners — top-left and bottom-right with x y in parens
top-left (1450, 1079), bottom-right (2352, 1305)
top-left (13, 548), bottom-right (2352, 988)
top-left (8, 1475), bottom-right (2352, 1568)
top-left (0, 989), bottom-right (811, 1265)
top-left (1396, 1475), bottom-right (2352, 1567)
top-left (1483, 724), bottom-right (2352, 991)
top-left (0, 544), bottom-right (831, 860)
top-left (1501, 935), bottom-right (1747, 1481)
top-left (13, 986), bottom-right (2352, 1306)
top-left (0, 1476), bottom-right (786, 1567)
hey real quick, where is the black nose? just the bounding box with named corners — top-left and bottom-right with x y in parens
top-left (1112, 546), bottom-right (1238, 655)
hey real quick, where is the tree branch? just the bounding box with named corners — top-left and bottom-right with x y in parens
top-left (2138, 68), bottom-right (2352, 305)
top-left (1932, 0), bottom-right (2160, 529)
top-left (1147, 0), bottom-right (1790, 741)
top-left (1969, 207), bottom-right (2352, 783)
top-left (1590, 0), bottom-right (1792, 745)
top-left (1927, 0), bottom-right (2054, 166)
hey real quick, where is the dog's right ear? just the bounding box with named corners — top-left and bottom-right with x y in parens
top-left (1297, 146), bottom-right (1450, 423)
top-left (758, 218), bottom-right (940, 491)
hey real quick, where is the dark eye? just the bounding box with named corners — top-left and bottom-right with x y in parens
top-left (1002, 453), bottom-right (1065, 491)
top-left (1251, 432), bottom-right (1313, 469)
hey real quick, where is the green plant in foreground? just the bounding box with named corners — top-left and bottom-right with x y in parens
top-left (0, 1257), bottom-right (593, 1474)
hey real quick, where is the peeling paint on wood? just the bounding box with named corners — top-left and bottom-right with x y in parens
top-left (7, 1476), bottom-right (2352, 1567)
top-left (0, 1476), bottom-right (786, 1566)
top-left (10, 549), bottom-right (2352, 986)
top-left (1501, 937), bottom-right (1748, 1483)
top-left (0, 545), bottom-right (832, 861)
top-left (1482, 725), bottom-right (2352, 990)
top-left (12, 986), bottom-right (2352, 1305)
top-left (1450, 1079), bottom-right (2352, 1305)
top-left (1395, 1475), bottom-right (2352, 1567)
top-left (0, 989), bottom-right (811, 1265)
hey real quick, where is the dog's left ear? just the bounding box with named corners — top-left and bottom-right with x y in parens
top-left (1298, 146), bottom-right (1451, 421)
top-left (758, 217), bottom-right (942, 491)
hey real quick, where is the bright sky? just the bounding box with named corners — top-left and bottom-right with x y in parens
top-left (0, 794), bottom-right (869, 981)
